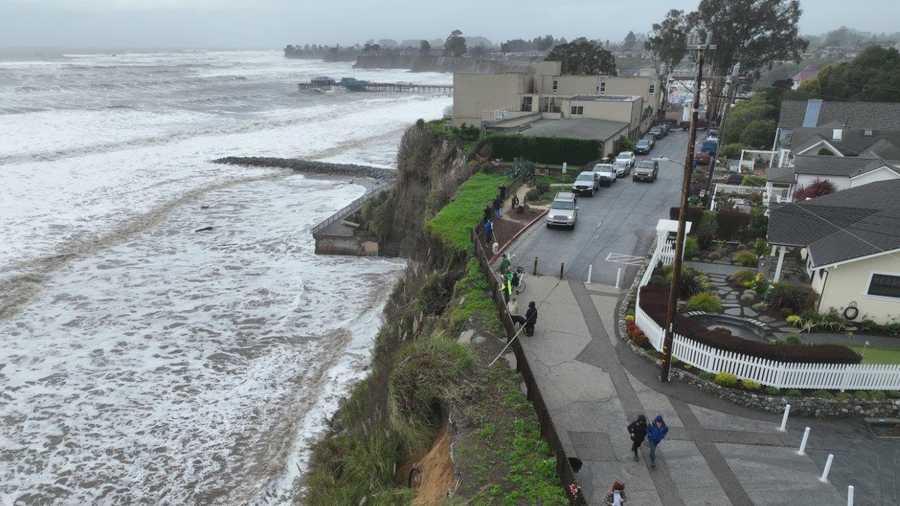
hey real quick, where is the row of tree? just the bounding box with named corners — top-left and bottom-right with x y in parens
top-left (788, 46), bottom-right (900, 103)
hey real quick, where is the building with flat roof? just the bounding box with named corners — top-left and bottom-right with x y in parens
top-left (452, 61), bottom-right (660, 139)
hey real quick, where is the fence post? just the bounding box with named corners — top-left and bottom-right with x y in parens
top-left (615, 267), bottom-right (623, 289)
top-left (559, 262), bottom-right (565, 279)
top-left (533, 256), bottom-right (539, 276)
top-left (587, 264), bottom-right (593, 284)
top-left (819, 454), bottom-right (834, 483)
top-left (778, 404), bottom-right (791, 432)
top-left (797, 427), bottom-right (810, 455)
top-left (847, 485), bottom-right (854, 506)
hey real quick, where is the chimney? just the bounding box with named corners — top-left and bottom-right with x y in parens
top-left (832, 128), bottom-right (843, 142)
top-left (864, 129), bottom-right (873, 137)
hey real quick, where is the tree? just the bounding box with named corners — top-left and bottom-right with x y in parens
top-left (623, 31), bottom-right (638, 49)
top-left (792, 46), bottom-right (900, 102)
top-left (793, 179), bottom-right (835, 200)
top-left (469, 45), bottom-right (488, 58)
top-left (678, 0), bottom-right (807, 123)
top-left (739, 119), bottom-right (777, 148)
top-left (501, 39), bottom-right (532, 53)
top-left (532, 35), bottom-right (556, 51)
top-left (419, 40), bottom-right (431, 56)
top-left (646, 9), bottom-right (689, 72)
top-left (545, 38), bottom-right (617, 75)
top-left (444, 29), bottom-right (467, 57)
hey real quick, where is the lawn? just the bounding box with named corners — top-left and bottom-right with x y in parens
top-left (850, 345), bottom-right (900, 364)
top-left (427, 171), bottom-right (510, 252)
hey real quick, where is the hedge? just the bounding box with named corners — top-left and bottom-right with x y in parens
top-left (489, 135), bottom-right (602, 165)
top-left (639, 285), bottom-right (861, 364)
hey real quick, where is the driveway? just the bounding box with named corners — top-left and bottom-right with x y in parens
top-left (507, 130), bottom-right (689, 287)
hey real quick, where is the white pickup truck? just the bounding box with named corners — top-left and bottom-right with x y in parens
top-left (592, 163), bottom-right (617, 187)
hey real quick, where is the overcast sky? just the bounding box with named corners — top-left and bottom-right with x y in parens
top-left (4, 0), bottom-right (899, 49)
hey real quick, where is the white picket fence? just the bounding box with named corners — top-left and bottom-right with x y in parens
top-left (634, 247), bottom-right (900, 390)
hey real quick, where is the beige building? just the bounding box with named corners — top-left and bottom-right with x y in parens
top-left (768, 180), bottom-right (900, 324)
top-left (452, 61), bottom-right (660, 137)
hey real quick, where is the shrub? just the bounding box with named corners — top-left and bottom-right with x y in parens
top-left (886, 390), bottom-right (900, 400)
top-left (786, 315), bottom-right (803, 327)
top-left (696, 211), bottom-right (719, 248)
top-left (854, 390), bottom-right (873, 401)
top-left (870, 390), bottom-right (887, 401)
top-left (684, 236), bottom-right (700, 260)
top-left (768, 283), bottom-right (818, 314)
top-left (785, 389), bottom-right (802, 397)
top-left (740, 119), bottom-right (777, 148)
top-left (720, 142), bottom-right (745, 159)
top-left (783, 335), bottom-right (803, 345)
top-left (765, 386), bottom-right (782, 396)
top-left (813, 389), bottom-right (833, 400)
top-left (747, 206), bottom-right (768, 240)
top-left (717, 210), bottom-right (751, 241)
top-left (699, 371), bottom-right (716, 381)
top-left (753, 238), bottom-right (768, 257)
top-left (686, 292), bottom-right (723, 313)
top-left (834, 392), bottom-right (851, 401)
top-left (733, 250), bottom-right (758, 267)
top-left (793, 178), bottom-right (835, 201)
top-left (730, 270), bottom-right (757, 286)
top-left (741, 175), bottom-right (767, 187)
top-left (427, 172), bottom-right (511, 252)
top-left (651, 265), bottom-right (709, 299)
top-left (525, 188), bottom-right (542, 201)
top-left (714, 372), bottom-right (739, 388)
top-left (489, 135), bottom-right (601, 165)
top-left (742, 379), bottom-right (762, 391)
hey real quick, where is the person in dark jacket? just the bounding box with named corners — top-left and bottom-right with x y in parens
top-left (484, 205), bottom-right (493, 222)
top-left (484, 219), bottom-right (494, 243)
top-left (627, 415), bottom-right (648, 461)
top-left (646, 415), bottom-right (669, 468)
top-left (493, 196), bottom-right (502, 218)
top-left (524, 301), bottom-right (538, 336)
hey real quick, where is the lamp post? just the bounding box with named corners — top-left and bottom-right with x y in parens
top-left (660, 31), bottom-right (716, 383)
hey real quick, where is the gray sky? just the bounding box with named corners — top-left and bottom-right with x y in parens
top-left (3, 0), bottom-right (899, 49)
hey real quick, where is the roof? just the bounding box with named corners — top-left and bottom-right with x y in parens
top-left (570, 95), bottom-right (639, 102)
top-left (767, 164), bottom-right (795, 184)
top-left (791, 155), bottom-right (895, 178)
top-left (520, 119), bottom-right (630, 141)
top-left (767, 179), bottom-right (900, 267)
top-left (779, 100), bottom-right (900, 130)
top-left (788, 127), bottom-right (900, 157)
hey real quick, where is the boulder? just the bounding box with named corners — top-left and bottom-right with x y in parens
top-left (740, 290), bottom-right (756, 304)
top-left (751, 302), bottom-right (768, 313)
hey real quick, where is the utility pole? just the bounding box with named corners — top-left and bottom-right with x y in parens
top-left (704, 63), bottom-right (740, 206)
top-left (660, 32), bottom-right (716, 383)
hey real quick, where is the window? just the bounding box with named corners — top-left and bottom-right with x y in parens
top-left (570, 105), bottom-right (584, 115)
top-left (520, 96), bottom-right (533, 112)
top-left (649, 83), bottom-right (656, 95)
top-left (552, 80), bottom-right (559, 93)
top-left (868, 274), bottom-right (900, 298)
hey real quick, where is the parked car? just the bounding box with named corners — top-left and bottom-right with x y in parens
top-left (694, 138), bottom-right (719, 165)
top-left (571, 171), bottom-right (599, 196)
top-left (632, 159), bottom-right (659, 182)
top-left (545, 192), bottom-right (577, 229)
top-left (649, 126), bottom-right (664, 139)
top-left (634, 137), bottom-right (654, 155)
top-left (614, 151), bottom-right (636, 177)
top-left (592, 163), bottom-right (617, 186)
top-left (659, 122), bottom-right (671, 135)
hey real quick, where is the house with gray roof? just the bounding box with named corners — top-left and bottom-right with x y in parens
top-left (767, 180), bottom-right (900, 324)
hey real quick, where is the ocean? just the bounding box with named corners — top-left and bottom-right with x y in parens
top-left (0, 49), bottom-right (451, 505)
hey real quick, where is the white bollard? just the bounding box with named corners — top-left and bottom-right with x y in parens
top-left (797, 426), bottom-right (811, 455)
top-left (615, 267), bottom-right (623, 289)
top-left (819, 453), bottom-right (834, 483)
top-left (587, 264), bottom-right (593, 284)
top-left (778, 404), bottom-right (791, 432)
top-left (847, 485), bottom-right (854, 506)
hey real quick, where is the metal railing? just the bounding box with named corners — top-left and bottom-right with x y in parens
top-left (310, 184), bottom-right (391, 238)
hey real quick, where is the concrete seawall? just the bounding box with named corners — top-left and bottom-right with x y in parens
top-left (213, 157), bottom-right (393, 256)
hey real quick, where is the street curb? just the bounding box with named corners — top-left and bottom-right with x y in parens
top-left (490, 208), bottom-right (549, 264)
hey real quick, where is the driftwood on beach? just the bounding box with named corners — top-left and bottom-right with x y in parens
top-left (213, 157), bottom-right (396, 181)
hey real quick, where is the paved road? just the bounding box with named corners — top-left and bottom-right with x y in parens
top-left (508, 131), bottom-right (688, 287)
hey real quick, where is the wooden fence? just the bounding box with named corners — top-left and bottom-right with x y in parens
top-left (635, 246), bottom-right (900, 390)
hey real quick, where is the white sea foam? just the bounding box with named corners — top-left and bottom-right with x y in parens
top-left (0, 50), bottom-right (447, 504)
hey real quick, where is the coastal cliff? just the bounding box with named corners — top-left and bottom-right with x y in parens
top-left (353, 54), bottom-right (531, 73)
top-left (302, 121), bottom-right (568, 504)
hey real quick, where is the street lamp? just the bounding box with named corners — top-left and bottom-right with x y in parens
top-left (660, 30), bottom-right (716, 383)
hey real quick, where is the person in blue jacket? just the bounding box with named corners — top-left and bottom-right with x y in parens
top-left (646, 415), bottom-right (669, 468)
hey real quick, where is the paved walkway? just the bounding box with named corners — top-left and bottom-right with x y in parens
top-left (517, 275), bottom-right (845, 505)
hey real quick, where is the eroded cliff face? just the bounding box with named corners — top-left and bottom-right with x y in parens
top-left (361, 120), bottom-right (474, 257)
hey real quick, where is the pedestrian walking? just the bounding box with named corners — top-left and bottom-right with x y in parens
top-left (646, 415), bottom-right (669, 468)
top-left (499, 253), bottom-right (511, 275)
top-left (503, 271), bottom-right (515, 302)
top-left (484, 205), bottom-right (493, 222)
top-left (484, 219), bottom-right (494, 244)
top-left (627, 415), bottom-right (648, 462)
top-left (493, 196), bottom-right (502, 218)
top-left (524, 301), bottom-right (538, 336)
top-left (605, 480), bottom-right (626, 505)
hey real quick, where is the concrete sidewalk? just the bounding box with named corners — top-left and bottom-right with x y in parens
top-left (516, 275), bottom-right (844, 505)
